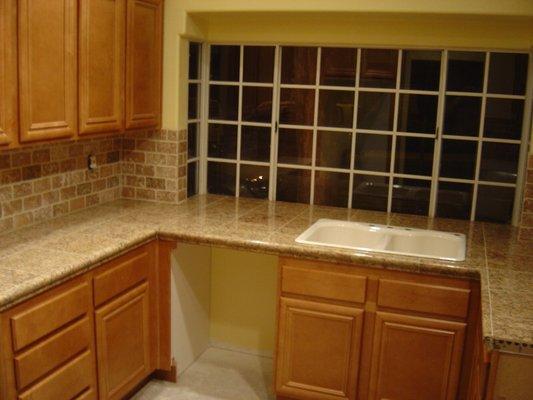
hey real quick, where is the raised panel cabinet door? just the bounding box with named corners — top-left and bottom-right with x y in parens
top-left (18, 0), bottom-right (77, 143)
top-left (276, 297), bottom-right (364, 400)
top-left (79, 0), bottom-right (125, 135)
top-left (95, 282), bottom-right (152, 400)
top-left (368, 312), bottom-right (466, 400)
top-left (0, 0), bottom-right (17, 147)
top-left (125, 0), bottom-right (162, 129)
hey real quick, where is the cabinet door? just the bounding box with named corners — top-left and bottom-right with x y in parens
top-left (0, 0), bottom-right (17, 147)
top-left (79, 0), bottom-right (125, 135)
top-left (125, 0), bottom-right (162, 130)
top-left (276, 297), bottom-right (364, 400)
top-left (95, 282), bottom-right (153, 400)
top-left (18, 0), bottom-right (77, 142)
top-left (369, 312), bottom-right (466, 400)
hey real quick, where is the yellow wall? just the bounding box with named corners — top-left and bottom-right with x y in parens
top-left (209, 248), bottom-right (278, 355)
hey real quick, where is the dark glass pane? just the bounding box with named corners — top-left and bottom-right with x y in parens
top-left (314, 171), bottom-right (349, 207)
top-left (488, 53), bottom-right (528, 95)
top-left (397, 94), bottom-right (438, 134)
top-left (357, 92), bottom-right (395, 131)
top-left (276, 168), bottom-right (311, 203)
top-left (241, 126), bottom-right (271, 162)
top-left (187, 161), bottom-right (198, 197)
top-left (207, 162), bottom-right (236, 195)
top-left (436, 182), bottom-right (473, 220)
top-left (400, 50), bottom-right (441, 91)
top-left (243, 46), bottom-right (275, 83)
top-left (479, 142), bottom-right (519, 183)
top-left (318, 90), bottom-right (354, 128)
top-left (476, 185), bottom-right (515, 223)
top-left (360, 49), bottom-right (398, 88)
top-left (352, 174), bottom-right (389, 212)
top-left (320, 47), bottom-right (356, 87)
top-left (189, 42), bottom-right (200, 80)
top-left (279, 88), bottom-right (315, 126)
top-left (447, 51), bottom-right (485, 92)
top-left (209, 85), bottom-right (239, 120)
top-left (281, 47), bottom-right (317, 85)
top-left (187, 123), bottom-right (198, 159)
top-left (208, 124), bottom-right (237, 159)
top-left (277, 129), bottom-right (313, 166)
top-left (394, 137), bottom-right (434, 176)
top-left (210, 45), bottom-right (240, 81)
top-left (242, 86), bottom-right (273, 123)
top-left (239, 164), bottom-right (269, 199)
top-left (188, 83), bottom-right (199, 119)
top-left (484, 98), bottom-right (524, 140)
top-left (443, 96), bottom-right (482, 136)
top-left (316, 131), bottom-right (352, 169)
top-left (440, 139), bottom-right (477, 180)
top-left (354, 133), bottom-right (391, 172)
top-left (392, 178), bottom-right (431, 215)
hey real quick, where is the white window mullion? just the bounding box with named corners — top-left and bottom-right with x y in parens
top-left (269, 45), bottom-right (281, 201)
top-left (235, 45), bottom-right (244, 197)
top-left (309, 47), bottom-right (321, 205)
top-left (199, 43), bottom-right (210, 195)
top-left (348, 48), bottom-right (361, 209)
top-left (387, 50), bottom-right (402, 213)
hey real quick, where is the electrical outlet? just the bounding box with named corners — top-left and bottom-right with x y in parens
top-left (88, 154), bottom-right (97, 171)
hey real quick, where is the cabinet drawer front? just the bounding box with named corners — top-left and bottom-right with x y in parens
top-left (93, 247), bottom-right (150, 307)
top-left (15, 317), bottom-right (92, 390)
top-left (377, 279), bottom-right (470, 318)
top-left (18, 350), bottom-right (94, 400)
top-left (282, 265), bottom-right (367, 304)
top-left (11, 282), bottom-right (91, 351)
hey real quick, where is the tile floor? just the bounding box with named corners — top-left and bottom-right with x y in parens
top-left (132, 347), bottom-right (275, 400)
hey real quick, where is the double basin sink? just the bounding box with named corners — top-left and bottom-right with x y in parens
top-left (296, 219), bottom-right (466, 261)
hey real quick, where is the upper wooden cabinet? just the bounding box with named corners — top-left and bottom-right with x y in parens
top-left (125, 0), bottom-right (162, 129)
top-left (79, 0), bottom-right (125, 135)
top-left (18, 0), bottom-right (78, 143)
top-left (0, 0), bottom-right (18, 147)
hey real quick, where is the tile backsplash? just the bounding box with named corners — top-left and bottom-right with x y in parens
top-left (519, 154), bottom-right (533, 240)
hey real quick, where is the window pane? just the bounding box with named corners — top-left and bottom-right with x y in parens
top-left (394, 137), bottom-right (434, 176)
top-left (357, 92), bottom-right (395, 131)
top-left (279, 88), bottom-right (315, 126)
top-left (320, 47), bottom-right (356, 87)
top-left (281, 47), bottom-right (317, 85)
top-left (397, 94), bottom-right (438, 134)
top-left (189, 43), bottom-right (200, 80)
top-left (239, 164), bottom-right (269, 199)
top-left (443, 96), bottom-right (482, 136)
top-left (360, 49), bottom-right (398, 88)
top-left (476, 185), bottom-right (515, 223)
top-left (210, 45), bottom-right (240, 81)
top-left (243, 46), bottom-right (275, 83)
top-left (242, 86), bottom-right (273, 123)
top-left (484, 98), bottom-right (524, 140)
top-left (392, 178), bottom-right (431, 215)
top-left (479, 142), bottom-right (519, 183)
top-left (440, 139), bottom-right (477, 180)
top-left (314, 171), bottom-right (349, 207)
top-left (188, 83), bottom-right (199, 119)
top-left (318, 90), bottom-right (354, 128)
top-left (187, 123), bottom-right (198, 159)
top-left (354, 133), bottom-right (391, 172)
top-left (241, 126), bottom-right (271, 162)
top-left (352, 174), bottom-right (389, 212)
top-left (187, 161), bottom-right (198, 197)
top-left (437, 182), bottom-right (473, 220)
top-left (207, 162), bottom-right (236, 195)
top-left (209, 85), bottom-right (239, 120)
top-left (277, 129), bottom-right (313, 166)
top-left (316, 131), bottom-right (352, 169)
top-left (208, 124), bottom-right (237, 159)
top-left (276, 168), bottom-right (311, 203)
top-left (447, 51), bottom-right (485, 92)
top-left (488, 53), bottom-right (528, 95)
top-left (401, 50), bottom-right (441, 91)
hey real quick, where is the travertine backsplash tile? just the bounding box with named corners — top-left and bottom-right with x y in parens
top-left (519, 154), bottom-right (533, 241)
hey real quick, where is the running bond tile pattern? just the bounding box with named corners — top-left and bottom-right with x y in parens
top-left (519, 154), bottom-right (533, 241)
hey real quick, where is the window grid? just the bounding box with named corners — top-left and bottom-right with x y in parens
top-left (187, 42), bottom-right (203, 198)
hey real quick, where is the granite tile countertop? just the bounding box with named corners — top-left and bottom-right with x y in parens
top-left (0, 195), bottom-right (531, 350)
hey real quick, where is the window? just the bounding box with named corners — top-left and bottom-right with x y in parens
top-left (187, 42), bottom-right (202, 197)
top-left (188, 43), bottom-right (531, 224)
